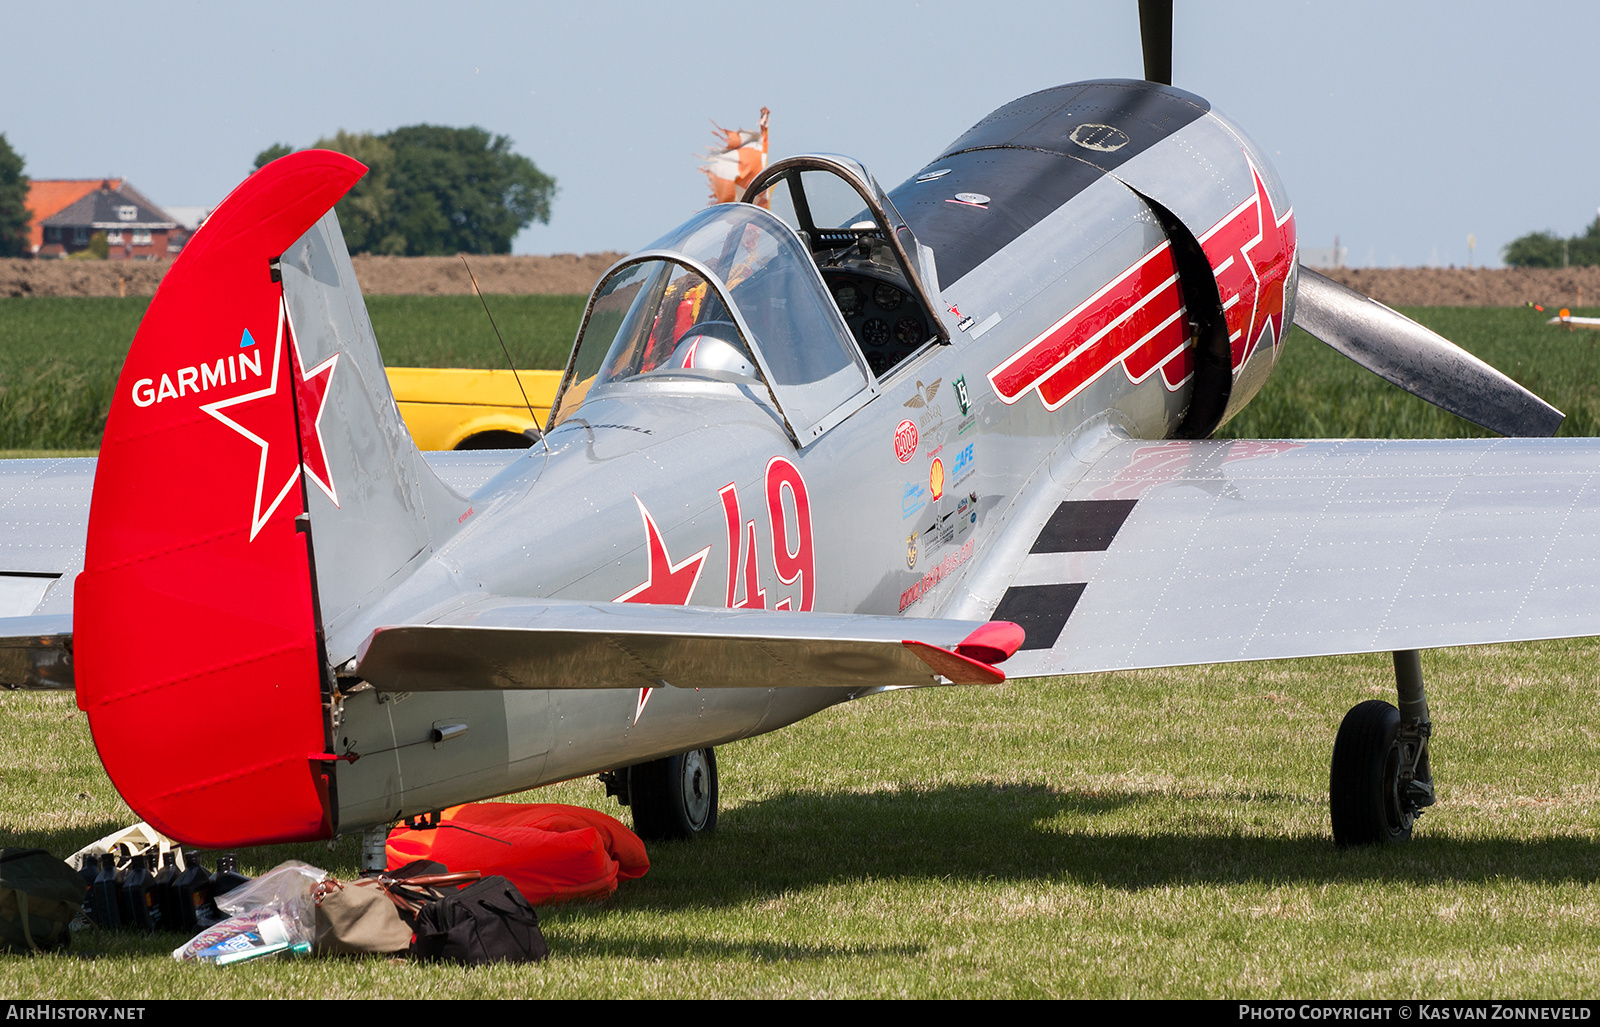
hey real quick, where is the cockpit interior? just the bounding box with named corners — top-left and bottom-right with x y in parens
top-left (744, 156), bottom-right (944, 380)
top-left (553, 155), bottom-right (947, 444)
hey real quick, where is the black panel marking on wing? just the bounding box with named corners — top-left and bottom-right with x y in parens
top-left (1030, 499), bottom-right (1138, 554)
top-left (994, 583), bottom-right (1086, 651)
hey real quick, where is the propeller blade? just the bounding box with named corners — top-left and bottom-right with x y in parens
top-left (1293, 266), bottom-right (1564, 438)
top-left (1138, 0), bottom-right (1173, 85)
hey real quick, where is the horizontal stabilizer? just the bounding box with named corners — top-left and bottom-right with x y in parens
top-left (354, 598), bottom-right (1012, 691)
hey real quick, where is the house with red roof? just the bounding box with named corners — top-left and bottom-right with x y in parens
top-left (27, 179), bottom-right (181, 260)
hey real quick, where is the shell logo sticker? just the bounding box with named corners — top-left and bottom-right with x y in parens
top-left (894, 419), bottom-right (919, 463)
top-left (929, 457), bottom-right (945, 501)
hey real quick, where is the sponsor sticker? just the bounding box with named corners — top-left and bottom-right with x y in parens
top-left (903, 379), bottom-right (944, 429)
top-left (951, 442), bottom-right (975, 484)
top-left (131, 330), bottom-right (265, 408)
top-left (902, 482), bottom-right (926, 519)
top-left (906, 531), bottom-right (919, 569)
top-left (899, 538), bottom-right (975, 612)
top-left (952, 376), bottom-right (971, 415)
top-left (929, 457), bottom-right (945, 501)
top-left (895, 419), bottom-right (919, 462)
top-left (549, 422), bottom-right (654, 436)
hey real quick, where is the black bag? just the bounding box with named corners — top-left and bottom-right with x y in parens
top-left (411, 876), bottom-right (548, 964)
top-left (0, 849), bottom-right (87, 953)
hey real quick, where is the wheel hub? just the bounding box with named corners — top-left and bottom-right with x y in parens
top-left (680, 749), bottom-right (712, 831)
top-left (1384, 739), bottom-right (1417, 835)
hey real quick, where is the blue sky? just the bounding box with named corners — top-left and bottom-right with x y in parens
top-left (7, 0), bottom-right (1596, 267)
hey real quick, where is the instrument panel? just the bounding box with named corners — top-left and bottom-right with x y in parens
top-left (823, 271), bottom-right (931, 377)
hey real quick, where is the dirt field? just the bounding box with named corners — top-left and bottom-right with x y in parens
top-left (0, 253), bottom-right (626, 298)
top-left (5, 255), bottom-right (1600, 306)
top-left (1319, 266), bottom-right (1600, 308)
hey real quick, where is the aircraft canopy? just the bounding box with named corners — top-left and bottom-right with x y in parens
top-left (553, 204), bottom-right (876, 443)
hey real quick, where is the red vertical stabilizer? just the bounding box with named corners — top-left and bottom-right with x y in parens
top-left (74, 151), bottom-right (365, 848)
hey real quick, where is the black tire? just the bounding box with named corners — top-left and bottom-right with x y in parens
top-left (628, 748), bottom-right (717, 841)
top-left (1330, 699), bottom-right (1414, 847)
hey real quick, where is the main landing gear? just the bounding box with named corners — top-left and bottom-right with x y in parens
top-left (1330, 650), bottom-right (1436, 846)
top-left (601, 747), bottom-right (719, 841)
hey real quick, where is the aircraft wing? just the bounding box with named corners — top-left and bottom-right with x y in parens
top-left (0, 458), bottom-right (92, 687)
top-left (0, 450), bottom-right (525, 686)
top-left (964, 435), bottom-right (1600, 677)
top-left (354, 598), bottom-right (1013, 691)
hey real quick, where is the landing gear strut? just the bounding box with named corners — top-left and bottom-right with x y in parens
top-left (601, 747), bottom-right (718, 841)
top-left (1330, 650), bottom-right (1435, 846)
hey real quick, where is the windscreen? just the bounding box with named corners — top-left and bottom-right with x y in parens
top-left (557, 205), bottom-right (871, 432)
top-left (644, 206), bottom-right (868, 426)
top-left (551, 258), bottom-right (747, 426)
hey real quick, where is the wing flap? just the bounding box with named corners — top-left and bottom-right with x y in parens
top-left (353, 598), bottom-right (1008, 691)
top-left (991, 437), bottom-right (1600, 677)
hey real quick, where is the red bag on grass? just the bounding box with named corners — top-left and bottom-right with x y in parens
top-left (386, 803), bottom-right (648, 906)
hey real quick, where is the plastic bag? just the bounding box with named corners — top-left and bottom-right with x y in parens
top-left (172, 860), bottom-right (325, 963)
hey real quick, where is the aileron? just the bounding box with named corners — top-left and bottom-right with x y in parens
top-left (1001, 438), bottom-right (1600, 677)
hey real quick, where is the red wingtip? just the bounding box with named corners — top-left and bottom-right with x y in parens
top-left (954, 620), bottom-right (1026, 665)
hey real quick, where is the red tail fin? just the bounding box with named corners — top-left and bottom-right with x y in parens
top-left (74, 151), bottom-right (364, 848)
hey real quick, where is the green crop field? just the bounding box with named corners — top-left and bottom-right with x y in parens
top-left (3, 301), bottom-right (1600, 997)
top-left (1219, 307), bottom-right (1600, 440)
top-left (1, 297), bottom-right (1598, 451)
top-left (0, 295), bottom-right (584, 451)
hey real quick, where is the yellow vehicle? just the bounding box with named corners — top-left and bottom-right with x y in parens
top-left (384, 367), bottom-right (562, 450)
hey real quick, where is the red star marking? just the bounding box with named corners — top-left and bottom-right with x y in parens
top-left (615, 495), bottom-right (712, 725)
top-left (201, 298), bottom-right (341, 540)
top-left (1199, 159), bottom-right (1296, 370)
top-left (292, 347), bottom-right (339, 507)
top-left (615, 495), bottom-right (711, 605)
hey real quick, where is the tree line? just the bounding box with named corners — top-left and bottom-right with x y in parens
top-left (1504, 218), bottom-right (1600, 268)
top-left (0, 126), bottom-right (557, 260)
top-left (0, 135), bottom-right (28, 257)
top-left (255, 125), bottom-right (555, 256)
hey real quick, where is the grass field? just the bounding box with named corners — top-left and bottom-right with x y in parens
top-left (2, 300), bottom-right (1599, 997)
top-left (3, 643), bottom-right (1598, 997)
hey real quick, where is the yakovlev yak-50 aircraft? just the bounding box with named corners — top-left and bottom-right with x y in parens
top-left (2, 7), bottom-right (1594, 859)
